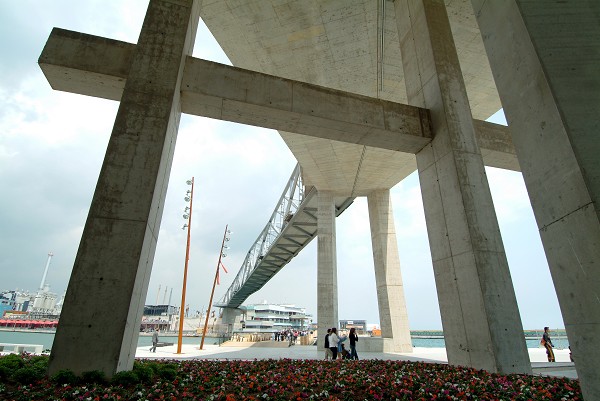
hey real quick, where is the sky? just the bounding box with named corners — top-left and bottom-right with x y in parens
top-left (0, 1), bottom-right (565, 330)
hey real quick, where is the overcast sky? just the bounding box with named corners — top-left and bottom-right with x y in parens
top-left (0, 1), bottom-right (565, 330)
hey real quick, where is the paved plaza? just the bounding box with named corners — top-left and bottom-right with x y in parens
top-left (136, 342), bottom-right (577, 380)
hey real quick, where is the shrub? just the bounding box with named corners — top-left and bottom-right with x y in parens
top-left (158, 365), bottom-right (178, 381)
top-left (145, 361), bottom-right (162, 375)
top-left (0, 354), bottom-right (24, 370)
top-left (81, 370), bottom-right (107, 384)
top-left (111, 370), bottom-right (139, 386)
top-left (12, 366), bottom-right (43, 384)
top-left (0, 366), bottom-right (10, 380)
top-left (26, 356), bottom-right (49, 372)
top-left (132, 363), bottom-right (154, 383)
top-left (51, 369), bottom-right (79, 385)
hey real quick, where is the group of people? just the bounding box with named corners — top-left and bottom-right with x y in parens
top-left (323, 327), bottom-right (359, 360)
top-left (273, 329), bottom-right (306, 344)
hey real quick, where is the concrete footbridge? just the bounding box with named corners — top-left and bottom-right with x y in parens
top-left (215, 164), bottom-right (353, 309)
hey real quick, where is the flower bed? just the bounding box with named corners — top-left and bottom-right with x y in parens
top-left (0, 355), bottom-right (581, 400)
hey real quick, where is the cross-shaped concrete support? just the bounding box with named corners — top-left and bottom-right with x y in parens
top-left (39, 0), bottom-right (519, 377)
top-left (46, 0), bottom-right (201, 377)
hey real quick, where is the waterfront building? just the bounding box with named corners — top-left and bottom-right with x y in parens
top-left (239, 303), bottom-right (311, 334)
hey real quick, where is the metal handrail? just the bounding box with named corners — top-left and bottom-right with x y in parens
top-left (217, 164), bottom-right (305, 306)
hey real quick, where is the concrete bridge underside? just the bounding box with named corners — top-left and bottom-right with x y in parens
top-left (39, 1), bottom-right (599, 399)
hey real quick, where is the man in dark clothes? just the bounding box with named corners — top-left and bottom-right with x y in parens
top-left (542, 326), bottom-right (555, 362)
top-left (324, 328), bottom-right (332, 360)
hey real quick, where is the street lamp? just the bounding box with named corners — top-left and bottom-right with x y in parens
top-left (176, 178), bottom-right (194, 354)
top-left (200, 225), bottom-right (231, 350)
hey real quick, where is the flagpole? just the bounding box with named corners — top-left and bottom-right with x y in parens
top-left (176, 178), bottom-right (194, 354)
top-left (200, 224), bottom-right (230, 350)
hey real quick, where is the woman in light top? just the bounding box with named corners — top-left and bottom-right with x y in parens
top-left (328, 327), bottom-right (340, 360)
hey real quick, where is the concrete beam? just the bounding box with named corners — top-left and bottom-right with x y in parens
top-left (38, 28), bottom-right (517, 167)
top-left (40, 28), bottom-right (431, 153)
top-left (38, 28), bottom-right (131, 102)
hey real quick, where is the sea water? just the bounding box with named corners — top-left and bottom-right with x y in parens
top-left (0, 330), bottom-right (570, 351)
top-left (0, 330), bottom-right (224, 351)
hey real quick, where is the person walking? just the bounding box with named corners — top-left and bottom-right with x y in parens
top-left (328, 327), bottom-right (340, 360)
top-left (542, 326), bottom-right (555, 362)
top-left (349, 327), bottom-right (359, 360)
top-left (323, 328), bottom-right (332, 360)
top-left (150, 328), bottom-right (159, 353)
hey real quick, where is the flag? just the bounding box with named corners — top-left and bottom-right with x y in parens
top-left (216, 262), bottom-right (228, 285)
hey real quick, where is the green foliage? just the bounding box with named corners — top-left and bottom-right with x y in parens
top-left (132, 362), bottom-right (154, 384)
top-left (12, 366), bottom-right (44, 384)
top-left (27, 355), bottom-right (49, 371)
top-left (158, 364), bottom-right (178, 381)
top-left (111, 370), bottom-right (139, 386)
top-left (0, 366), bottom-right (10, 380)
top-left (81, 370), bottom-right (107, 384)
top-left (145, 361), bottom-right (162, 374)
top-left (0, 354), bottom-right (24, 370)
top-left (50, 369), bottom-right (79, 385)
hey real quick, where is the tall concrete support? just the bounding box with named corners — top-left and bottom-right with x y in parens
top-left (367, 190), bottom-right (412, 353)
top-left (316, 191), bottom-right (338, 342)
top-left (394, 0), bottom-right (530, 374)
top-left (471, 1), bottom-right (600, 397)
top-left (48, 0), bottom-right (200, 376)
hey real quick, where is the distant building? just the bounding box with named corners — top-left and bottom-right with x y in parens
top-left (0, 288), bottom-right (64, 320)
top-left (144, 304), bottom-right (177, 317)
top-left (239, 303), bottom-right (311, 333)
top-left (339, 319), bottom-right (367, 335)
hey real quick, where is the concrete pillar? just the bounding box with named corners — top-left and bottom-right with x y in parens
top-left (222, 307), bottom-right (244, 335)
top-left (471, 1), bottom-right (600, 396)
top-left (316, 191), bottom-right (338, 344)
top-left (367, 189), bottom-right (412, 353)
top-left (394, 0), bottom-right (530, 374)
top-left (48, 0), bottom-right (200, 377)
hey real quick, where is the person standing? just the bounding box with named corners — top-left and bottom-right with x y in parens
top-left (328, 327), bottom-right (340, 360)
top-left (323, 328), bottom-right (332, 360)
top-left (349, 327), bottom-right (359, 360)
top-left (542, 326), bottom-right (555, 362)
top-left (150, 328), bottom-right (159, 353)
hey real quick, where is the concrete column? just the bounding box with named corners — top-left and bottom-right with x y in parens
top-left (367, 189), bottom-right (412, 353)
top-left (394, 0), bottom-right (530, 374)
top-left (316, 191), bottom-right (338, 344)
top-left (471, 1), bottom-right (600, 396)
top-left (48, 0), bottom-right (200, 377)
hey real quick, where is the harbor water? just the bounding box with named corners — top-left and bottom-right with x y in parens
top-left (0, 330), bottom-right (570, 352)
top-left (0, 330), bottom-right (225, 351)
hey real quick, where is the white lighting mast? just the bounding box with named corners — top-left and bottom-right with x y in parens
top-left (39, 252), bottom-right (54, 291)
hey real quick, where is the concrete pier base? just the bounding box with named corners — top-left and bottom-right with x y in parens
top-left (395, 0), bottom-right (530, 374)
top-left (367, 189), bottom-right (412, 353)
top-left (47, 0), bottom-right (200, 377)
top-left (472, 1), bottom-right (600, 396)
top-left (316, 191), bottom-right (338, 342)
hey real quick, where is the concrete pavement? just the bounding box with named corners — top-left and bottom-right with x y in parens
top-left (136, 342), bottom-right (577, 379)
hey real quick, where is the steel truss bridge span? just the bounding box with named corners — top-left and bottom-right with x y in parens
top-left (216, 164), bottom-right (353, 309)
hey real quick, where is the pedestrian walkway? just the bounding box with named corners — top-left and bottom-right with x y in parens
top-left (136, 342), bottom-right (576, 379)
